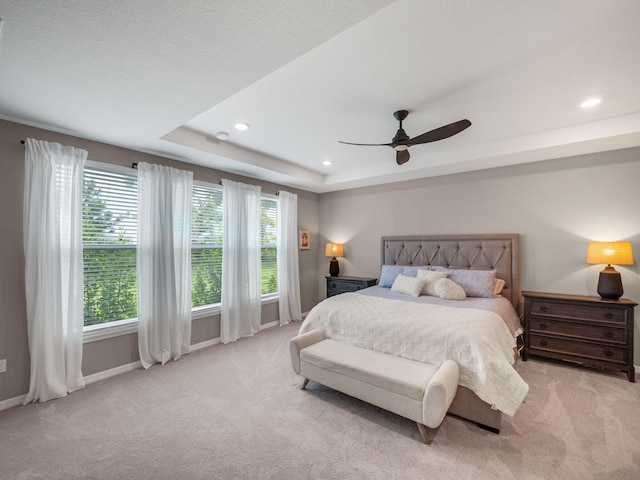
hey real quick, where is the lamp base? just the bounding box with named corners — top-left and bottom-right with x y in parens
top-left (329, 257), bottom-right (340, 277)
top-left (597, 265), bottom-right (623, 300)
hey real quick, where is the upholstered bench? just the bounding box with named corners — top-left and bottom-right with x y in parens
top-left (289, 329), bottom-right (459, 444)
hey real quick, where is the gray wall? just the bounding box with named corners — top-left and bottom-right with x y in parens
top-left (0, 119), bottom-right (321, 402)
top-left (318, 147), bottom-right (640, 361)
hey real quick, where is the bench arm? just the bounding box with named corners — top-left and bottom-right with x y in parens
top-left (289, 329), bottom-right (326, 374)
top-left (422, 359), bottom-right (460, 428)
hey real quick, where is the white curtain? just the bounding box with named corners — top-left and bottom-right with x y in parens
top-left (23, 138), bottom-right (87, 403)
top-left (221, 179), bottom-right (261, 344)
top-left (137, 162), bottom-right (193, 369)
top-left (277, 191), bottom-right (302, 325)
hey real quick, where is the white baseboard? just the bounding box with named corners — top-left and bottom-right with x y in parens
top-left (83, 360), bottom-right (143, 386)
top-left (0, 394), bottom-right (27, 411)
top-left (190, 337), bottom-right (221, 351)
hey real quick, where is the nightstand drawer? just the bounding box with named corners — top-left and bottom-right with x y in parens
top-left (529, 334), bottom-right (626, 364)
top-left (326, 276), bottom-right (377, 297)
top-left (529, 317), bottom-right (626, 343)
top-left (328, 281), bottom-right (359, 294)
top-left (530, 301), bottom-right (626, 323)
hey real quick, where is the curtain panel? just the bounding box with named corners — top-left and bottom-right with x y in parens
top-left (137, 162), bottom-right (193, 368)
top-left (221, 179), bottom-right (262, 344)
top-left (276, 191), bottom-right (302, 325)
top-left (23, 138), bottom-right (87, 403)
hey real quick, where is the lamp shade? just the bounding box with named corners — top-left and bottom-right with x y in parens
top-left (325, 243), bottom-right (344, 258)
top-left (586, 242), bottom-right (634, 266)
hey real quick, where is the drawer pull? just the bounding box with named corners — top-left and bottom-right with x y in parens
top-left (604, 312), bottom-right (614, 320)
top-left (540, 306), bottom-right (549, 313)
top-left (604, 331), bottom-right (614, 339)
top-left (604, 349), bottom-right (613, 357)
top-left (539, 340), bottom-right (548, 347)
top-left (539, 323), bottom-right (548, 330)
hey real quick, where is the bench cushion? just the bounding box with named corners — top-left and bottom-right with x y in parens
top-left (300, 339), bottom-right (438, 401)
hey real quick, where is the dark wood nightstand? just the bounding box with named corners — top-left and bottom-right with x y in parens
top-left (326, 276), bottom-right (377, 297)
top-left (522, 291), bottom-right (637, 382)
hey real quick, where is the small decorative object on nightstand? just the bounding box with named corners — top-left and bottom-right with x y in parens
top-left (523, 291), bottom-right (637, 382)
top-left (326, 276), bottom-right (377, 297)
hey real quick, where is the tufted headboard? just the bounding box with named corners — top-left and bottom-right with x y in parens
top-left (382, 234), bottom-right (520, 309)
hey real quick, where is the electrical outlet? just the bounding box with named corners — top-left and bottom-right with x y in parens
top-left (0, 359), bottom-right (6, 373)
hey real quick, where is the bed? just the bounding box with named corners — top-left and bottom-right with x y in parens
top-left (298, 233), bottom-right (529, 432)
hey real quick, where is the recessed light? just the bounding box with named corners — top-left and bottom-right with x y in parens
top-left (215, 131), bottom-right (229, 141)
top-left (323, 160), bottom-right (333, 166)
top-left (580, 97), bottom-right (601, 109)
top-left (234, 122), bottom-right (249, 131)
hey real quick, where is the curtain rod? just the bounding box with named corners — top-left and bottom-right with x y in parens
top-left (21, 141), bottom-right (138, 170)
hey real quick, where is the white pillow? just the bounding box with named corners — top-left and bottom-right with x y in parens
top-left (434, 278), bottom-right (467, 300)
top-left (416, 269), bottom-right (448, 296)
top-left (390, 274), bottom-right (425, 297)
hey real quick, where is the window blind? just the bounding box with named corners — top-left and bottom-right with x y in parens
top-left (191, 183), bottom-right (224, 307)
top-left (83, 166), bottom-right (138, 325)
top-left (261, 197), bottom-right (278, 294)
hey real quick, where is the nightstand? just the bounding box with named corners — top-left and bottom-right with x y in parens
top-left (522, 291), bottom-right (637, 382)
top-left (326, 276), bottom-right (377, 297)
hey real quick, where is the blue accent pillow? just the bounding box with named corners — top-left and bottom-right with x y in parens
top-left (402, 266), bottom-right (429, 278)
top-left (378, 265), bottom-right (406, 287)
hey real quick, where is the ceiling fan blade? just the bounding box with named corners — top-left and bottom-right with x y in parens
top-left (407, 119), bottom-right (471, 146)
top-left (396, 149), bottom-right (410, 165)
top-left (338, 140), bottom-right (392, 147)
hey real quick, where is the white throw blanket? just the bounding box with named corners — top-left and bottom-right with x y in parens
top-left (299, 293), bottom-right (529, 417)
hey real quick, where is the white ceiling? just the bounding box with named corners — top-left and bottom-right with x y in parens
top-left (1, 0), bottom-right (640, 193)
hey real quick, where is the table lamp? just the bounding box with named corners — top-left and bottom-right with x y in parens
top-left (325, 243), bottom-right (344, 277)
top-left (586, 242), bottom-right (634, 300)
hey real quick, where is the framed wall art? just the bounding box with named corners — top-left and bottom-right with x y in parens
top-left (299, 229), bottom-right (310, 250)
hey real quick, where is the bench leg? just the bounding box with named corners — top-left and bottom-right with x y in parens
top-left (301, 378), bottom-right (310, 390)
top-left (416, 423), bottom-right (438, 445)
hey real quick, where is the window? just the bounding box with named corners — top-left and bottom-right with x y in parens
top-left (191, 183), bottom-right (223, 307)
top-left (82, 164), bottom-right (279, 327)
top-left (83, 164), bottom-right (138, 326)
top-left (261, 197), bottom-right (278, 295)
top-left (191, 185), bottom-right (279, 307)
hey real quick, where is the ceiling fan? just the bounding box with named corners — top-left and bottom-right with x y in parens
top-left (339, 110), bottom-right (471, 165)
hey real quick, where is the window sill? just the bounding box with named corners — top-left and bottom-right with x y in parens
top-left (83, 318), bottom-right (139, 344)
top-left (83, 294), bottom-right (280, 344)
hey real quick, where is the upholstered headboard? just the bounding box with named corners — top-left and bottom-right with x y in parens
top-left (381, 234), bottom-right (520, 309)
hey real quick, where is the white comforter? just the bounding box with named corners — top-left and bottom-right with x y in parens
top-left (299, 292), bottom-right (529, 417)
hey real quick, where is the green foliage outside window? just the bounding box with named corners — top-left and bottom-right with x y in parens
top-left (83, 170), bottom-right (137, 326)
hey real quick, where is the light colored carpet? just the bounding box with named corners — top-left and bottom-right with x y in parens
top-left (1, 322), bottom-right (639, 480)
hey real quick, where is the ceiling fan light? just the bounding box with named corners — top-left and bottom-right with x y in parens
top-left (394, 145), bottom-right (409, 151)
